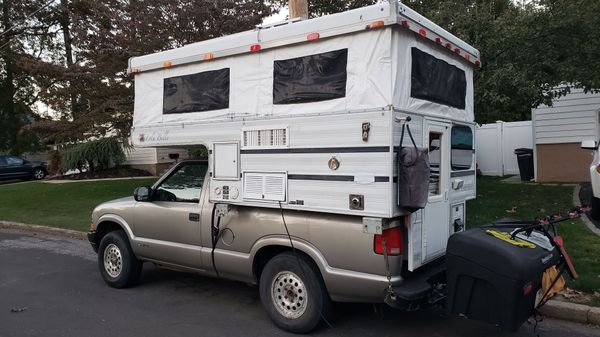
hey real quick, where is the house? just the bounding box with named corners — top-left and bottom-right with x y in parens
top-left (532, 88), bottom-right (600, 182)
top-left (123, 147), bottom-right (190, 176)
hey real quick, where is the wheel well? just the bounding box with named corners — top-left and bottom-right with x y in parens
top-left (94, 221), bottom-right (125, 245)
top-left (252, 245), bottom-right (320, 284)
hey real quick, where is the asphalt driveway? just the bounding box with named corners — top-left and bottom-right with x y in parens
top-left (0, 229), bottom-right (598, 337)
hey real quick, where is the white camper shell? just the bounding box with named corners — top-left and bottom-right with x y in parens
top-left (129, 1), bottom-right (479, 269)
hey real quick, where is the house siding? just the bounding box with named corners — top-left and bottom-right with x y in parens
top-left (533, 88), bottom-right (600, 182)
top-left (533, 89), bottom-right (600, 145)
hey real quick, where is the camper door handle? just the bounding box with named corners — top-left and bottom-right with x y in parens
top-left (444, 190), bottom-right (448, 201)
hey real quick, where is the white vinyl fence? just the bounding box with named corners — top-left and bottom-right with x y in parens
top-left (476, 121), bottom-right (533, 176)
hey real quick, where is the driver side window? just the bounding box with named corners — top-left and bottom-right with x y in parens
top-left (155, 163), bottom-right (207, 203)
top-left (6, 156), bottom-right (23, 166)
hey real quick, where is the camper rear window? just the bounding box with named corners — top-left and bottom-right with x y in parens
top-left (273, 49), bottom-right (348, 104)
top-left (163, 68), bottom-right (230, 114)
top-left (410, 48), bottom-right (466, 109)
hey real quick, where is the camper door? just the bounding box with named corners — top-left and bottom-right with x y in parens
top-left (408, 119), bottom-right (451, 270)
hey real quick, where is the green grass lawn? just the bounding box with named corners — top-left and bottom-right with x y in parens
top-left (0, 179), bottom-right (156, 231)
top-left (467, 176), bottom-right (600, 293)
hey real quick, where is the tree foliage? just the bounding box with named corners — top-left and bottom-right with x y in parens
top-left (61, 136), bottom-right (125, 172)
top-left (2, 0), bottom-right (600, 151)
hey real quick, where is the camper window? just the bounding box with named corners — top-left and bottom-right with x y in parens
top-left (163, 68), bottom-right (230, 114)
top-left (451, 125), bottom-right (473, 171)
top-left (410, 48), bottom-right (466, 109)
top-left (273, 49), bottom-right (348, 104)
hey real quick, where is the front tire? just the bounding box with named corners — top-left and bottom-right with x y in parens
top-left (98, 230), bottom-right (142, 288)
top-left (259, 252), bottom-right (331, 334)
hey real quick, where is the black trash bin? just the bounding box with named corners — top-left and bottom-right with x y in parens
top-left (514, 148), bottom-right (534, 181)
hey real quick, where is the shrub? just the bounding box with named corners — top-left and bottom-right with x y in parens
top-left (61, 137), bottom-right (126, 173)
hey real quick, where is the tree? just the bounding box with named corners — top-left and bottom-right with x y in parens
top-left (0, 0), bottom-right (51, 154)
top-left (22, 0), bottom-right (273, 144)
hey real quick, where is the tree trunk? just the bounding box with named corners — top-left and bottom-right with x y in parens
top-left (60, 0), bottom-right (77, 119)
top-left (1, 0), bottom-right (17, 152)
top-left (289, 0), bottom-right (309, 19)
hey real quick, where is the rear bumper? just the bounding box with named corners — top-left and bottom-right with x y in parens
top-left (385, 258), bottom-right (446, 311)
top-left (87, 230), bottom-right (98, 253)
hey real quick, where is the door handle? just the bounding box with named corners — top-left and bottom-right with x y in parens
top-left (189, 213), bottom-right (200, 222)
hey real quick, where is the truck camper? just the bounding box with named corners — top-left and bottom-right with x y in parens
top-left (88, 1), bottom-right (573, 333)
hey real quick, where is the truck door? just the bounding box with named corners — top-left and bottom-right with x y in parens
top-left (421, 120), bottom-right (451, 264)
top-left (133, 162), bottom-right (207, 269)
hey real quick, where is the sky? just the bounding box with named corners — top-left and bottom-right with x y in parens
top-left (262, 5), bottom-right (290, 25)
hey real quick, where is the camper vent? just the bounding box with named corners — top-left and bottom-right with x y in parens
top-left (242, 127), bottom-right (288, 149)
top-left (243, 171), bottom-right (287, 202)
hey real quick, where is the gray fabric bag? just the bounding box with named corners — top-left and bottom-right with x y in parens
top-left (397, 123), bottom-right (430, 212)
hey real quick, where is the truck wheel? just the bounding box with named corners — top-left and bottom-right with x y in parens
top-left (98, 230), bottom-right (142, 288)
top-left (591, 196), bottom-right (600, 220)
top-left (259, 252), bottom-right (331, 334)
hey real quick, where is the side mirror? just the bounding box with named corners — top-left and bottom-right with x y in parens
top-left (581, 140), bottom-right (598, 150)
top-left (134, 186), bottom-right (152, 202)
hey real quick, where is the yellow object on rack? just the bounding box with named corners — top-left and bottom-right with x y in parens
top-left (485, 230), bottom-right (536, 249)
top-left (541, 266), bottom-right (565, 301)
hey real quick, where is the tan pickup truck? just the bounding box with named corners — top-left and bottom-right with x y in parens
top-left (87, 160), bottom-right (424, 333)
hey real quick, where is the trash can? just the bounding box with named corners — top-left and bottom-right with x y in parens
top-left (514, 148), bottom-right (534, 181)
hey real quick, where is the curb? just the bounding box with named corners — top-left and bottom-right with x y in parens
top-left (0, 221), bottom-right (87, 240)
top-left (572, 184), bottom-right (600, 237)
top-left (540, 299), bottom-right (600, 326)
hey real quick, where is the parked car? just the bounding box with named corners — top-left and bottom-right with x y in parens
top-left (0, 155), bottom-right (48, 181)
top-left (581, 140), bottom-right (600, 218)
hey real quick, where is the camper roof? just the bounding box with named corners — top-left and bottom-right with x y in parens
top-left (128, 1), bottom-right (481, 74)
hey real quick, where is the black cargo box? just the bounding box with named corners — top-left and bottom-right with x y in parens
top-left (445, 227), bottom-right (559, 331)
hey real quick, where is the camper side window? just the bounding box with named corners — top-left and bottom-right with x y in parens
top-left (451, 126), bottom-right (473, 171)
top-left (410, 48), bottom-right (466, 109)
top-left (273, 49), bottom-right (348, 104)
top-left (163, 68), bottom-right (230, 114)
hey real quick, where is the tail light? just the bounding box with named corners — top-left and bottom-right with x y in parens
top-left (374, 227), bottom-right (403, 256)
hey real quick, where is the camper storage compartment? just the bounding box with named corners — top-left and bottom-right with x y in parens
top-left (445, 227), bottom-right (559, 331)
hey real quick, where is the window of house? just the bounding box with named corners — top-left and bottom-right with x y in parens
top-left (411, 48), bottom-right (466, 109)
top-left (273, 49), bottom-right (348, 104)
top-left (451, 125), bottom-right (473, 171)
top-left (163, 68), bottom-right (230, 114)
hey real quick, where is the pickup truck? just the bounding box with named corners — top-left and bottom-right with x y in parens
top-left (87, 160), bottom-right (420, 333)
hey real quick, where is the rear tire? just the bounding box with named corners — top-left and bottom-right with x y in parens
top-left (259, 252), bottom-right (331, 334)
top-left (98, 230), bottom-right (142, 288)
top-left (591, 196), bottom-right (600, 220)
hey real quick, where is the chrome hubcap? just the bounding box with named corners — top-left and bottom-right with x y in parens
top-left (271, 271), bottom-right (307, 319)
top-left (34, 170), bottom-right (44, 179)
top-left (103, 243), bottom-right (122, 278)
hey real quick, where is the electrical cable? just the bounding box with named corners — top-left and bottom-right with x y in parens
top-left (278, 201), bottom-right (335, 331)
top-left (210, 203), bottom-right (221, 278)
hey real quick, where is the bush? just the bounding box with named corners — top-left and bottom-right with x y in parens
top-left (61, 137), bottom-right (126, 173)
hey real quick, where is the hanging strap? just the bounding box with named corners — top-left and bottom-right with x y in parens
top-left (398, 123), bottom-right (420, 167)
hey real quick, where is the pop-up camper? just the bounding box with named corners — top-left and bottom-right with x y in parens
top-left (129, 0), bottom-right (478, 271)
top-left (88, 1), bottom-right (574, 334)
